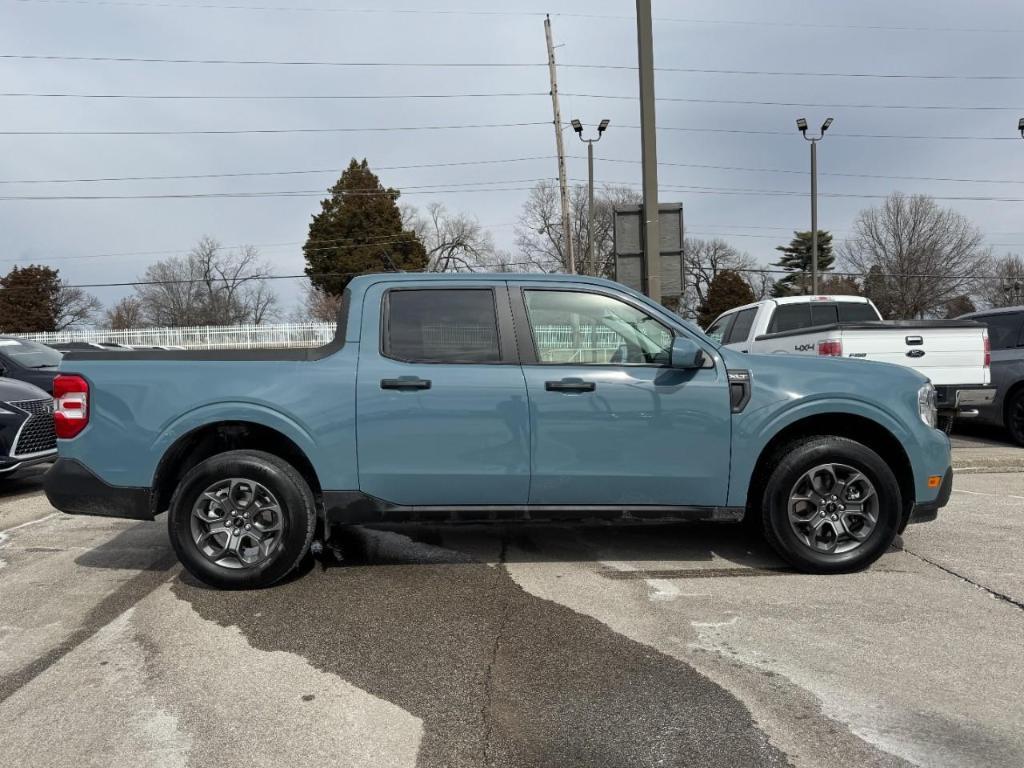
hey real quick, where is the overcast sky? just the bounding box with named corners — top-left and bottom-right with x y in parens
top-left (3, 0), bottom-right (1024, 312)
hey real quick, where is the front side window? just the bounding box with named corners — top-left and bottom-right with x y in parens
top-left (705, 313), bottom-right (736, 344)
top-left (725, 308), bottom-right (757, 344)
top-left (385, 289), bottom-right (500, 363)
top-left (524, 290), bottom-right (673, 365)
top-left (978, 313), bottom-right (1024, 350)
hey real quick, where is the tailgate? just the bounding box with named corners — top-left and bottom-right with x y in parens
top-left (840, 328), bottom-right (988, 386)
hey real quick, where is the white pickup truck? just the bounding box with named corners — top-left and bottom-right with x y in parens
top-left (705, 295), bottom-right (995, 421)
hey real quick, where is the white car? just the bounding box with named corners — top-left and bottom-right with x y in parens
top-left (705, 295), bottom-right (994, 421)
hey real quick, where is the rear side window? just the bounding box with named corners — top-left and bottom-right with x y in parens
top-left (385, 289), bottom-right (500, 363)
top-left (705, 313), bottom-right (736, 344)
top-left (725, 308), bottom-right (757, 344)
top-left (977, 312), bottom-right (1024, 350)
top-left (838, 302), bottom-right (881, 322)
top-left (767, 304), bottom-right (811, 334)
top-left (810, 304), bottom-right (839, 326)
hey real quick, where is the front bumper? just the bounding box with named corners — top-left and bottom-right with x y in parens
top-left (43, 458), bottom-right (153, 520)
top-left (0, 450), bottom-right (56, 475)
top-left (906, 466), bottom-right (953, 525)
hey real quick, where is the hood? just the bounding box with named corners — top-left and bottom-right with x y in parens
top-left (718, 347), bottom-right (929, 401)
top-left (0, 376), bottom-right (52, 402)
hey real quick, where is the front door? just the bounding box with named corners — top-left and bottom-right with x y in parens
top-left (356, 282), bottom-right (530, 506)
top-left (512, 285), bottom-right (731, 507)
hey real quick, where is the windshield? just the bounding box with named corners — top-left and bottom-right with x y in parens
top-left (0, 338), bottom-right (63, 368)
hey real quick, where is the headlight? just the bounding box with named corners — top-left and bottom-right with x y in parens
top-left (918, 383), bottom-right (937, 429)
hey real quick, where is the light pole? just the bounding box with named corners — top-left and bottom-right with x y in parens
top-left (571, 118), bottom-right (610, 275)
top-left (797, 116), bottom-right (833, 294)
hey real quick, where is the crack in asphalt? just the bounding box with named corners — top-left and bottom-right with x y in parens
top-left (903, 547), bottom-right (1024, 612)
top-left (481, 535), bottom-right (513, 768)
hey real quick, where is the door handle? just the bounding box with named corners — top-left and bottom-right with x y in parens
top-left (381, 376), bottom-right (432, 391)
top-left (545, 378), bottom-right (596, 393)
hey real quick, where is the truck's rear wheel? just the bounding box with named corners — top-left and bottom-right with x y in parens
top-left (760, 436), bottom-right (901, 574)
top-left (168, 450), bottom-right (316, 589)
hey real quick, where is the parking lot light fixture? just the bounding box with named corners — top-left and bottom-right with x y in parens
top-left (796, 117), bottom-right (834, 294)
top-left (1018, 117), bottom-right (1024, 138)
top-left (571, 119), bottom-right (611, 275)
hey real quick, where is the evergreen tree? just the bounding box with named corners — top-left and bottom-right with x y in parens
top-left (0, 265), bottom-right (61, 332)
top-left (771, 230), bottom-right (834, 296)
top-left (698, 269), bottom-right (755, 327)
top-left (304, 159), bottom-right (428, 296)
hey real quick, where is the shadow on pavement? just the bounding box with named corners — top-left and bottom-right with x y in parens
top-left (174, 525), bottom-right (792, 768)
top-left (0, 464), bottom-right (50, 499)
top-left (74, 520), bottom-right (176, 572)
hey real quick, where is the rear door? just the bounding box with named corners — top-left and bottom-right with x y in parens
top-left (356, 281), bottom-right (530, 506)
top-left (510, 283), bottom-right (731, 507)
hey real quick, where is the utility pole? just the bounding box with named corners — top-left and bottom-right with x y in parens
top-left (635, 0), bottom-right (660, 302)
top-left (571, 118), bottom-right (609, 276)
top-left (544, 15), bottom-right (574, 274)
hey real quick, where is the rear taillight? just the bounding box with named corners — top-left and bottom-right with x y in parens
top-left (817, 339), bottom-right (843, 357)
top-left (983, 331), bottom-right (991, 368)
top-left (53, 374), bottom-right (89, 439)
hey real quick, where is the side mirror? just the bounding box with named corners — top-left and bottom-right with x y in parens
top-left (670, 336), bottom-right (705, 369)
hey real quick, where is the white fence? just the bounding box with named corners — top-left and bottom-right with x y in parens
top-left (17, 321), bottom-right (629, 356)
top-left (18, 322), bottom-right (336, 350)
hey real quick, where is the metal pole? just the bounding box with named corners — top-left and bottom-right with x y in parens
top-left (635, 0), bottom-right (660, 302)
top-left (587, 139), bottom-right (595, 275)
top-left (544, 15), bottom-right (575, 274)
top-left (810, 139), bottom-right (818, 294)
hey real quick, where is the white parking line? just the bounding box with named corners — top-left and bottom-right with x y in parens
top-left (952, 489), bottom-right (1024, 501)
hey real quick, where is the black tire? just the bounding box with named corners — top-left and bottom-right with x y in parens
top-left (168, 450), bottom-right (317, 589)
top-left (1005, 389), bottom-right (1024, 447)
top-left (759, 436), bottom-right (901, 574)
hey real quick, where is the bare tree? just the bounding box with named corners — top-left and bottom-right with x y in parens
top-left (293, 280), bottom-right (344, 323)
top-left (54, 282), bottom-right (102, 331)
top-left (103, 296), bottom-right (146, 330)
top-left (681, 238), bottom-right (759, 321)
top-left (977, 252), bottom-right (1024, 308)
top-left (839, 193), bottom-right (989, 319)
top-left (407, 203), bottom-right (498, 272)
top-left (135, 237), bottom-right (279, 326)
top-left (515, 180), bottom-right (641, 276)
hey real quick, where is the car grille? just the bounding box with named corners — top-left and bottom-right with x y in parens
top-left (10, 399), bottom-right (57, 457)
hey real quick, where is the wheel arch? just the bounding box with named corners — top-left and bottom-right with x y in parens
top-left (744, 412), bottom-right (916, 530)
top-left (151, 420), bottom-right (322, 518)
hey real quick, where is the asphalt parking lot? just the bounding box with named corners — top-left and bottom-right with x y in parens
top-left (1, 455), bottom-right (1022, 768)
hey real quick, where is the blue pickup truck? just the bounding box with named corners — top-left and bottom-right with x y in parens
top-left (44, 273), bottom-right (952, 588)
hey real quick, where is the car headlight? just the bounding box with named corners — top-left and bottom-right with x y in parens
top-left (918, 383), bottom-right (937, 429)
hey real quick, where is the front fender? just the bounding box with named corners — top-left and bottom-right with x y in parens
top-left (727, 395), bottom-right (918, 508)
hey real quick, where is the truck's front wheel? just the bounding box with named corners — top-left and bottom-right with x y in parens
top-left (168, 450), bottom-right (316, 589)
top-left (760, 436), bottom-right (901, 574)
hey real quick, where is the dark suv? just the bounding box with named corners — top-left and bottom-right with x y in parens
top-left (958, 307), bottom-right (1024, 445)
top-left (0, 337), bottom-right (63, 395)
top-left (0, 377), bottom-right (57, 477)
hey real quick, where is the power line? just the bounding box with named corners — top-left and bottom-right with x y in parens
top-left (0, 156), bottom-right (554, 184)
top-left (9, 1), bottom-right (1023, 34)
top-left (4, 53), bottom-right (1022, 80)
top-left (5, 89), bottom-right (1019, 114)
top-left (0, 121), bottom-right (549, 136)
top-left (0, 90), bottom-right (550, 101)
top-left (0, 186), bottom-right (541, 201)
top-left (591, 157), bottom-right (1024, 187)
top-left (2, 122), bottom-right (1016, 141)
top-left (564, 93), bottom-right (1024, 113)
